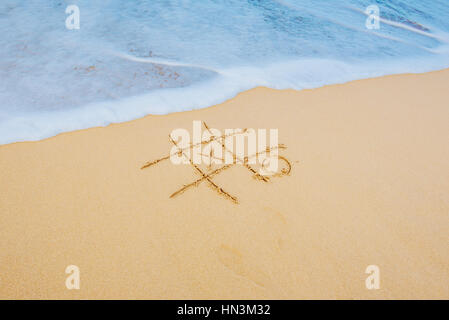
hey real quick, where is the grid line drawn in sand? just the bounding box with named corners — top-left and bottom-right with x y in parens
top-left (141, 121), bottom-right (291, 204)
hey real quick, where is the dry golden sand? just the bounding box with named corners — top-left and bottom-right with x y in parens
top-left (0, 70), bottom-right (448, 299)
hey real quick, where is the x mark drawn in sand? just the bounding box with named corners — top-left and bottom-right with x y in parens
top-left (141, 121), bottom-right (291, 204)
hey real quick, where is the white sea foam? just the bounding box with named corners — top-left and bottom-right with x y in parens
top-left (2, 56), bottom-right (448, 145)
top-left (1, 0), bottom-right (449, 144)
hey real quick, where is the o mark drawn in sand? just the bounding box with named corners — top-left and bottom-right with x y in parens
top-left (140, 121), bottom-right (291, 204)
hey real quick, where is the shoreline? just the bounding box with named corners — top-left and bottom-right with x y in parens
top-left (1, 69), bottom-right (448, 299)
top-left (2, 66), bottom-right (449, 147)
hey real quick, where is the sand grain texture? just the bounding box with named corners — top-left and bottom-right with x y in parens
top-left (0, 70), bottom-right (448, 299)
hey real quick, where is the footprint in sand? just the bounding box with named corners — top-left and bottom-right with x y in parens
top-left (216, 244), bottom-right (269, 289)
top-left (263, 206), bottom-right (288, 250)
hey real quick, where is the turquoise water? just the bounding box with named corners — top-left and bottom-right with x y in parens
top-left (1, 0), bottom-right (449, 143)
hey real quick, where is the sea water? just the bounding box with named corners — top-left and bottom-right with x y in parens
top-left (1, 0), bottom-right (448, 144)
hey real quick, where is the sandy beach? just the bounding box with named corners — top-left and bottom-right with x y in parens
top-left (0, 70), bottom-right (448, 299)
